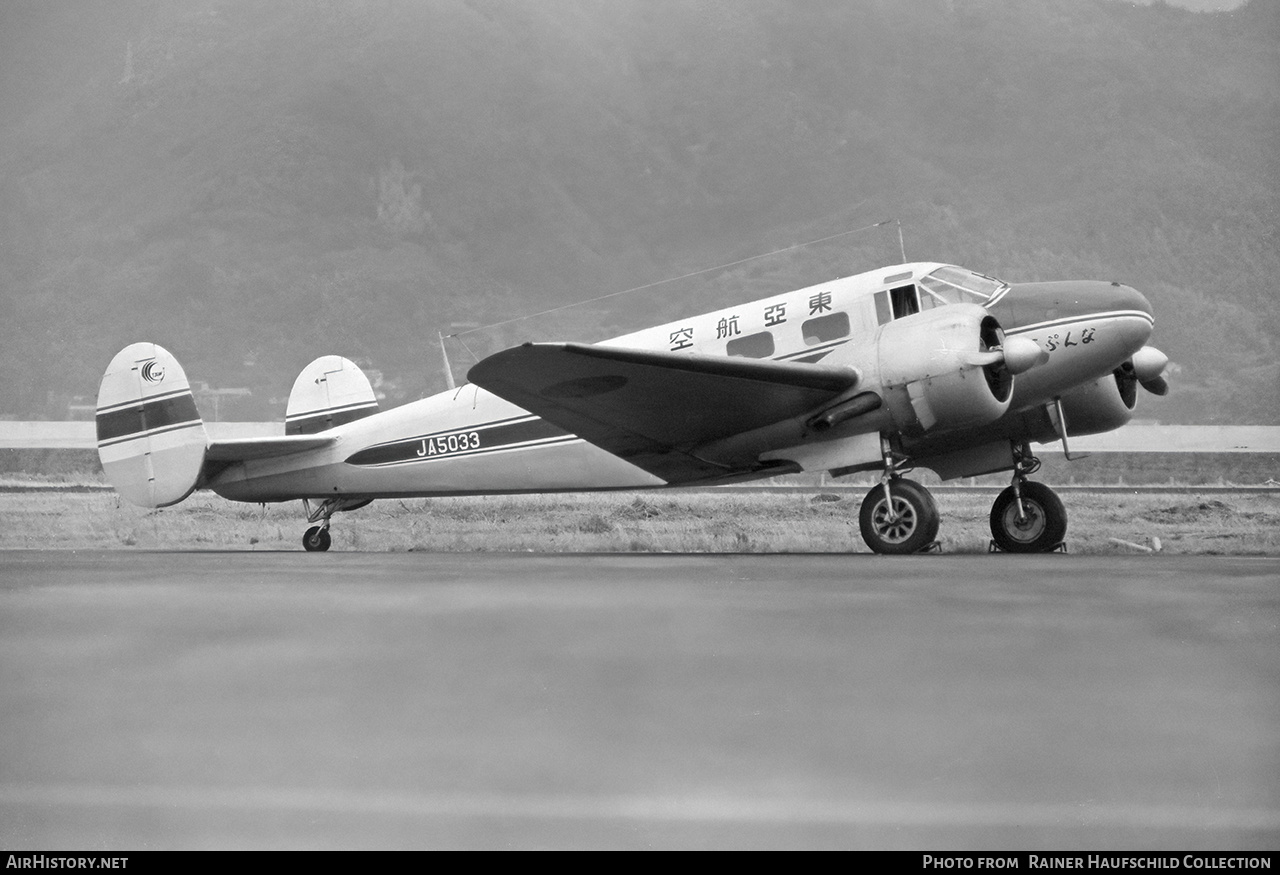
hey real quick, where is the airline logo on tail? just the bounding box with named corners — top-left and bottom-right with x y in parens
top-left (141, 360), bottom-right (165, 383)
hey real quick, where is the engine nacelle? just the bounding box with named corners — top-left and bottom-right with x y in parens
top-left (863, 303), bottom-right (1014, 436)
top-left (1056, 369), bottom-right (1137, 437)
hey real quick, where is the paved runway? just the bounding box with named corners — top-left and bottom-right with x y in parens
top-left (0, 551), bottom-right (1276, 850)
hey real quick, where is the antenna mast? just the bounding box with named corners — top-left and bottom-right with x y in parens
top-left (439, 332), bottom-right (456, 390)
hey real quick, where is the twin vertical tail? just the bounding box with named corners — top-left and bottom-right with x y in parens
top-left (96, 343), bottom-right (208, 508)
top-left (96, 347), bottom-right (377, 507)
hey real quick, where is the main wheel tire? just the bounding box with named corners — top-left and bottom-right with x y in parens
top-left (859, 479), bottom-right (940, 555)
top-left (989, 481), bottom-right (1067, 553)
top-left (302, 525), bottom-right (331, 552)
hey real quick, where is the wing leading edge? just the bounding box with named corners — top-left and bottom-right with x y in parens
top-left (468, 342), bottom-right (859, 483)
top-left (198, 434), bottom-right (338, 486)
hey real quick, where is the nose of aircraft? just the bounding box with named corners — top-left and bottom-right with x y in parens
top-left (1110, 281), bottom-right (1153, 320)
top-left (999, 279), bottom-right (1155, 363)
top-left (1110, 281), bottom-right (1155, 351)
top-left (1006, 279), bottom-right (1152, 319)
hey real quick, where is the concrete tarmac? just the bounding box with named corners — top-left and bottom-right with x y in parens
top-left (0, 551), bottom-right (1276, 850)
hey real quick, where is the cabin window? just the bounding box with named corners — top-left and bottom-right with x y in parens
top-left (726, 331), bottom-right (775, 359)
top-left (890, 284), bottom-right (919, 319)
top-left (802, 311), bottom-right (850, 345)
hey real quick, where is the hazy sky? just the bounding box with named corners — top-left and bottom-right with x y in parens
top-left (1116, 0), bottom-right (1247, 9)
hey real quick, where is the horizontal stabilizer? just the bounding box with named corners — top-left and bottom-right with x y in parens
top-left (469, 342), bottom-right (858, 482)
top-left (205, 434), bottom-right (336, 461)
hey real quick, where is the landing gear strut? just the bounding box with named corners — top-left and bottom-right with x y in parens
top-left (300, 497), bottom-right (372, 552)
top-left (858, 438), bottom-right (940, 554)
top-left (988, 444), bottom-right (1067, 553)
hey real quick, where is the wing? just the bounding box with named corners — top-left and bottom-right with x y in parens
top-left (468, 342), bottom-right (859, 482)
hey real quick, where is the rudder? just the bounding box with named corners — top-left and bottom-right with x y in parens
top-left (96, 342), bottom-right (208, 508)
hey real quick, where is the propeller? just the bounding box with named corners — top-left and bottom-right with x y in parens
top-left (965, 335), bottom-right (1049, 375)
top-left (1000, 336), bottom-right (1051, 374)
top-left (1129, 345), bottom-right (1170, 396)
top-left (1113, 345), bottom-right (1170, 401)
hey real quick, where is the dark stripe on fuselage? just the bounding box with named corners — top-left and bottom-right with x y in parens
top-left (345, 416), bottom-right (572, 467)
top-left (775, 338), bottom-right (847, 363)
top-left (789, 350), bottom-right (832, 364)
top-left (96, 392), bottom-right (201, 444)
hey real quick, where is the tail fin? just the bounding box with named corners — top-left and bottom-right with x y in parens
top-left (96, 343), bottom-right (208, 508)
top-left (285, 356), bottom-right (379, 435)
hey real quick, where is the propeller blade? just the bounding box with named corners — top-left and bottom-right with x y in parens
top-left (964, 350), bottom-right (1003, 367)
top-left (1140, 375), bottom-right (1169, 396)
top-left (963, 336), bottom-right (1047, 374)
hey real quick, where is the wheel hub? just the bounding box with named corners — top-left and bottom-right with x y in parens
top-left (872, 498), bottom-right (918, 543)
top-left (1002, 501), bottom-right (1045, 541)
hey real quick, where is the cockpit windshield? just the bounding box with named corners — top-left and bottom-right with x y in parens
top-left (918, 266), bottom-right (1009, 307)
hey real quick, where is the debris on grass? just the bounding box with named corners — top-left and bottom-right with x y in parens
top-left (616, 496), bottom-right (663, 519)
top-left (1109, 536), bottom-right (1164, 553)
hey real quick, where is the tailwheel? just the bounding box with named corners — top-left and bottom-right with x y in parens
top-left (302, 525), bottom-right (331, 552)
top-left (859, 478), bottom-right (940, 555)
top-left (989, 481), bottom-right (1067, 553)
top-left (299, 496), bottom-right (370, 552)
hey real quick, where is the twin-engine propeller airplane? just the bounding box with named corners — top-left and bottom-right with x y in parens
top-left (96, 261), bottom-right (1167, 554)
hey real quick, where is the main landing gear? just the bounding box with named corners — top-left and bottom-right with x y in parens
top-left (859, 478), bottom-right (940, 554)
top-left (988, 446), bottom-right (1067, 553)
top-left (856, 440), bottom-right (1067, 554)
top-left (858, 440), bottom-right (940, 555)
top-left (300, 496), bottom-right (372, 552)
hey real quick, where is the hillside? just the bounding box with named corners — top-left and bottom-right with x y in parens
top-left (0, 0), bottom-right (1276, 423)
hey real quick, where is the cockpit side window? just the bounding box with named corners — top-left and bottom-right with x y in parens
top-left (889, 284), bottom-right (919, 319)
